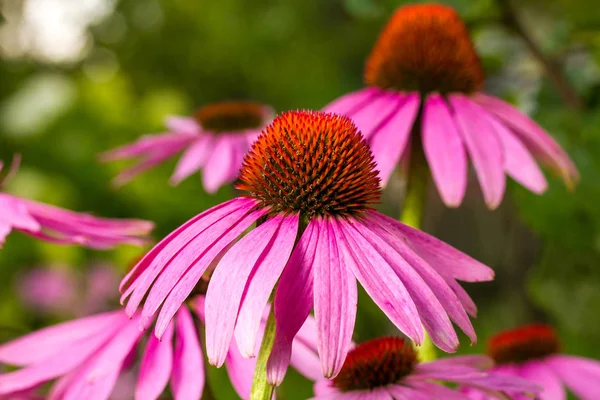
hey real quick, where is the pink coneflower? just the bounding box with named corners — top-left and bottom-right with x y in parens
top-left (120, 110), bottom-right (494, 382)
top-left (0, 296), bottom-right (320, 400)
top-left (324, 3), bottom-right (578, 209)
top-left (463, 324), bottom-right (600, 400)
top-left (311, 337), bottom-right (540, 399)
top-left (100, 100), bottom-right (275, 193)
top-left (0, 158), bottom-right (153, 249)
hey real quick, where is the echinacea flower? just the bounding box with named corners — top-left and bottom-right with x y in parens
top-left (0, 158), bottom-right (153, 249)
top-left (100, 100), bottom-right (275, 193)
top-left (0, 296), bottom-right (320, 400)
top-left (464, 324), bottom-right (600, 400)
top-left (120, 110), bottom-right (494, 382)
top-left (324, 3), bottom-right (578, 209)
top-left (312, 337), bottom-right (540, 400)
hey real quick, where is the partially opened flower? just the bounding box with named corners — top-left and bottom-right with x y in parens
top-left (100, 101), bottom-right (275, 193)
top-left (312, 337), bottom-right (540, 400)
top-left (324, 3), bottom-right (578, 209)
top-left (0, 296), bottom-right (320, 400)
top-left (0, 158), bottom-right (153, 249)
top-left (120, 110), bottom-right (494, 382)
top-left (464, 324), bottom-right (600, 400)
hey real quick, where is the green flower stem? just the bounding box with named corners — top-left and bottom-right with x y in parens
top-left (250, 307), bottom-right (277, 400)
top-left (400, 130), bottom-right (437, 362)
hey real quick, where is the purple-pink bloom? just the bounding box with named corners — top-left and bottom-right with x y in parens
top-left (464, 324), bottom-right (600, 400)
top-left (324, 4), bottom-right (578, 209)
top-left (120, 111), bottom-right (494, 382)
top-left (0, 296), bottom-right (319, 400)
top-left (0, 159), bottom-right (153, 249)
top-left (311, 337), bottom-right (540, 400)
top-left (100, 100), bottom-right (275, 193)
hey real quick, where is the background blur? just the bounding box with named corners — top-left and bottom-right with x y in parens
top-left (1, 0), bottom-right (599, 398)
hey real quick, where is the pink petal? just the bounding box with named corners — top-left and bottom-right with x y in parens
top-left (165, 117), bottom-right (202, 136)
top-left (386, 384), bottom-right (433, 400)
top-left (474, 93), bottom-right (579, 186)
top-left (332, 218), bottom-right (424, 346)
top-left (372, 212), bottom-right (494, 282)
top-left (405, 380), bottom-right (465, 400)
top-left (170, 135), bottom-right (214, 185)
top-left (519, 360), bottom-right (564, 400)
top-left (289, 338), bottom-right (322, 382)
top-left (0, 195), bottom-right (40, 233)
top-left (363, 215), bottom-right (475, 344)
top-left (205, 215), bottom-right (285, 367)
top-left (154, 207), bottom-right (268, 338)
top-left (234, 214), bottom-right (299, 357)
top-left (546, 355), bottom-right (600, 400)
top-left (170, 307), bottom-right (204, 400)
top-left (121, 197), bottom-right (253, 315)
top-left (348, 93), bottom-right (403, 140)
top-left (0, 311), bottom-right (124, 366)
top-left (322, 88), bottom-right (379, 116)
top-left (485, 113), bottom-right (548, 194)
top-left (99, 132), bottom-right (194, 161)
top-left (267, 221), bottom-right (318, 385)
top-left (313, 218), bottom-right (358, 378)
top-left (449, 95), bottom-right (505, 209)
top-left (422, 355), bottom-right (494, 370)
top-left (135, 322), bottom-right (174, 400)
top-left (422, 94), bottom-right (468, 207)
top-left (202, 136), bottom-right (235, 193)
top-left (140, 200), bottom-right (259, 328)
top-left (225, 339), bottom-right (257, 399)
top-left (368, 93), bottom-right (420, 186)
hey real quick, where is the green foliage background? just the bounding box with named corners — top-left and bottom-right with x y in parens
top-left (1, 0), bottom-right (599, 398)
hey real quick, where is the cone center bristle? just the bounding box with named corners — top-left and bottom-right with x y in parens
top-left (488, 324), bottom-right (560, 364)
top-left (365, 4), bottom-right (484, 94)
top-left (236, 111), bottom-right (381, 218)
top-left (333, 337), bottom-right (417, 392)
top-left (194, 101), bottom-right (266, 133)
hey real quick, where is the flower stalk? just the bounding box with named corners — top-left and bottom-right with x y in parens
top-left (250, 306), bottom-right (277, 400)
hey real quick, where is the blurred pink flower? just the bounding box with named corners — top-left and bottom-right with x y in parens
top-left (100, 101), bottom-right (275, 193)
top-left (0, 159), bottom-right (153, 249)
top-left (120, 111), bottom-right (494, 381)
top-left (311, 337), bottom-right (540, 400)
top-left (0, 297), bottom-right (319, 400)
top-left (324, 4), bottom-right (578, 209)
top-left (16, 268), bottom-right (77, 315)
top-left (464, 324), bottom-right (600, 400)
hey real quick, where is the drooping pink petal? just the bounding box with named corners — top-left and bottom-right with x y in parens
top-left (368, 93), bottom-right (420, 185)
top-left (170, 307), bottom-right (204, 400)
top-left (225, 338), bottom-right (257, 399)
top-left (170, 135), bottom-right (214, 185)
top-left (546, 355), bottom-right (600, 400)
top-left (0, 195), bottom-right (40, 233)
top-left (205, 215), bottom-right (286, 367)
top-left (485, 112), bottom-right (548, 194)
top-left (422, 94), bottom-right (467, 207)
top-left (268, 221), bottom-right (318, 385)
top-left (347, 93), bottom-right (403, 140)
top-left (332, 218), bottom-right (423, 346)
top-left (139, 199), bottom-right (260, 328)
top-left (165, 117), bottom-right (202, 136)
top-left (518, 360), bottom-right (565, 400)
top-left (371, 212), bottom-right (494, 282)
top-left (473, 93), bottom-right (579, 186)
top-left (322, 88), bottom-right (380, 116)
top-left (202, 136), bottom-right (235, 193)
top-left (121, 197), bottom-right (253, 315)
top-left (99, 133), bottom-right (195, 162)
top-left (0, 311), bottom-right (124, 366)
top-left (405, 380), bottom-right (465, 400)
top-left (135, 322), bottom-right (174, 400)
top-left (386, 384), bottom-right (433, 400)
top-left (234, 214), bottom-right (299, 357)
top-left (443, 277), bottom-right (478, 317)
top-left (363, 215), bottom-right (475, 344)
top-left (313, 218), bottom-right (357, 378)
top-left (449, 95), bottom-right (505, 209)
top-left (289, 337), bottom-right (322, 382)
top-left (154, 207), bottom-right (269, 338)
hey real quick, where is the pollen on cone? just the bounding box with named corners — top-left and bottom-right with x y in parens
top-left (365, 3), bottom-right (484, 94)
top-left (237, 110), bottom-right (381, 217)
top-left (194, 100), bottom-right (267, 132)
